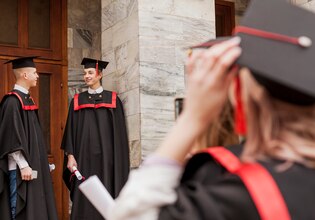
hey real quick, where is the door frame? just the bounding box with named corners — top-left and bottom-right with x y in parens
top-left (215, 0), bottom-right (235, 37)
top-left (0, 0), bottom-right (69, 219)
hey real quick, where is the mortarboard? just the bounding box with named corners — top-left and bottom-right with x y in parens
top-left (235, 0), bottom-right (315, 105)
top-left (4, 56), bottom-right (38, 69)
top-left (189, 0), bottom-right (315, 135)
top-left (191, 0), bottom-right (315, 106)
top-left (81, 58), bottom-right (109, 70)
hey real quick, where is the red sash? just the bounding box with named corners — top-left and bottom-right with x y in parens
top-left (204, 147), bottom-right (291, 220)
top-left (73, 92), bottom-right (117, 111)
top-left (7, 92), bottom-right (38, 111)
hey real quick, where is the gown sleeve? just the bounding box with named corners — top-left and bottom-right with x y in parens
top-left (112, 97), bottom-right (130, 197)
top-left (61, 99), bottom-right (75, 155)
top-left (158, 159), bottom-right (260, 220)
top-left (107, 155), bottom-right (183, 220)
top-left (8, 151), bottom-right (29, 169)
top-left (0, 96), bottom-right (28, 159)
top-left (61, 99), bottom-right (76, 191)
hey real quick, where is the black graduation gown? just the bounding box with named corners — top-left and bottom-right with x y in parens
top-left (159, 145), bottom-right (315, 220)
top-left (0, 90), bottom-right (58, 220)
top-left (61, 90), bottom-right (130, 220)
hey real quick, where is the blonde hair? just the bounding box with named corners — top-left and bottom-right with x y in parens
top-left (240, 69), bottom-right (315, 168)
top-left (191, 100), bottom-right (239, 154)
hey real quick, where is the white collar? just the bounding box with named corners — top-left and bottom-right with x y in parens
top-left (88, 86), bottom-right (103, 94)
top-left (14, 84), bottom-right (29, 94)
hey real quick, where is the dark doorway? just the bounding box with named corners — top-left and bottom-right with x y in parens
top-left (0, 0), bottom-right (69, 219)
top-left (215, 0), bottom-right (235, 37)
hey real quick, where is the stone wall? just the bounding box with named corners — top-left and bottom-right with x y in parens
top-left (138, 0), bottom-right (215, 160)
top-left (71, 0), bottom-right (315, 169)
top-left (101, 0), bottom-right (216, 167)
top-left (101, 0), bottom-right (140, 167)
top-left (68, 0), bottom-right (102, 100)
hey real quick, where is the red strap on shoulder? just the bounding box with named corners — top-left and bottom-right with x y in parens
top-left (73, 93), bottom-right (80, 110)
top-left (204, 146), bottom-right (242, 173)
top-left (204, 147), bottom-right (291, 220)
top-left (7, 92), bottom-right (38, 111)
top-left (237, 164), bottom-right (291, 220)
top-left (73, 92), bottom-right (117, 111)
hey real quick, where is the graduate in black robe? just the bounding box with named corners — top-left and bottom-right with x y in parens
top-left (158, 145), bottom-right (315, 220)
top-left (61, 58), bottom-right (130, 220)
top-left (0, 57), bottom-right (58, 220)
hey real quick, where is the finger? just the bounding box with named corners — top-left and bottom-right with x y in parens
top-left (67, 165), bottom-right (72, 172)
top-left (211, 47), bottom-right (242, 81)
top-left (223, 65), bottom-right (239, 88)
top-left (204, 37), bottom-right (241, 70)
top-left (227, 65), bottom-right (239, 80)
top-left (189, 37), bottom-right (241, 80)
top-left (22, 174), bottom-right (31, 181)
top-left (185, 50), bottom-right (204, 75)
top-left (207, 37), bottom-right (241, 59)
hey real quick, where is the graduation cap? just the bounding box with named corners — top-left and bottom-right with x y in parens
top-left (4, 56), bottom-right (38, 69)
top-left (81, 58), bottom-right (109, 70)
top-left (189, 0), bottom-right (315, 135)
top-left (191, 0), bottom-right (315, 106)
top-left (235, 0), bottom-right (315, 106)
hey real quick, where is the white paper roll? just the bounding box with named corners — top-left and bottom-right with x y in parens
top-left (79, 175), bottom-right (115, 219)
top-left (72, 166), bottom-right (82, 180)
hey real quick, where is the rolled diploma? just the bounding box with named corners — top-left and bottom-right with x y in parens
top-left (79, 175), bottom-right (115, 219)
top-left (72, 166), bottom-right (82, 180)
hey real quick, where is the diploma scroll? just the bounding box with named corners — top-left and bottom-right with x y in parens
top-left (72, 166), bottom-right (83, 180)
top-left (31, 170), bottom-right (37, 179)
top-left (79, 175), bottom-right (115, 219)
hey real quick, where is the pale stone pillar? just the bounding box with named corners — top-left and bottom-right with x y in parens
top-left (102, 0), bottom-right (215, 167)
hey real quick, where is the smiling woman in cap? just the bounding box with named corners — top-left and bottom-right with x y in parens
top-left (91, 0), bottom-right (315, 219)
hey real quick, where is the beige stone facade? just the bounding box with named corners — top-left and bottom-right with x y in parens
top-left (100, 0), bottom-right (216, 167)
top-left (67, 0), bottom-right (315, 168)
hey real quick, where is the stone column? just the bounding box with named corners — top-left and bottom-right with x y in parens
top-left (102, 0), bottom-right (140, 167)
top-left (102, 0), bottom-right (215, 167)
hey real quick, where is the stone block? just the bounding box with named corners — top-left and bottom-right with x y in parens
top-left (141, 139), bottom-right (162, 160)
top-left (102, 50), bottom-right (116, 75)
top-left (102, 72), bottom-right (117, 91)
top-left (118, 88), bottom-right (140, 116)
top-left (111, 11), bottom-right (139, 48)
top-left (68, 28), bottom-right (73, 48)
top-left (101, 27), bottom-right (114, 53)
top-left (138, 0), bottom-right (173, 14)
top-left (126, 114), bottom-right (140, 141)
top-left (140, 62), bottom-right (185, 96)
top-left (173, 0), bottom-right (215, 21)
top-left (116, 62), bottom-right (140, 93)
top-left (129, 140), bottom-right (141, 168)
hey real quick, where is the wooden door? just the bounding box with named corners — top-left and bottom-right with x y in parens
top-left (215, 0), bottom-right (235, 37)
top-left (0, 0), bottom-right (68, 219)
